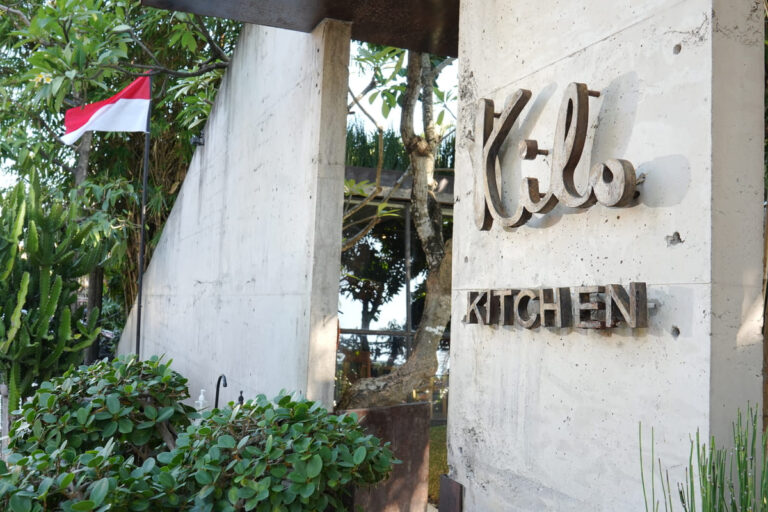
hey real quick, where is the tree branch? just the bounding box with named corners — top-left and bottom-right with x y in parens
top-left (193, 14), bottom-right (230, 62)
top-left (347, 75), bottom-right (377, 111)
top-left (399, 51), bottom-right (422, 147)
top-left (125, 28), bottom-right (162, 67)
top-left (420, 54), bottom-right (438, 149)
top-left (342, 215), bottom-right (380, 252)
top-left (342, 170), bottom-right (408, 252)
top-left (0, 3), bottom-right (30, 27)
top-left (400, 52), bottom-right (444, 272)
top-left (348, 86), bottom-right (382, 132)
top-left (155, 420), bottom-right (177, 450)
top-left (433, 57), bottom-right (455, 76)
top-left (105, 61), bottom-right (228, 78)
top-left (342, 213), bottom-right (384, 230)
top-left (35, 145), bottom-right (73, 174)
top-left (30, 111), bottom-right (60, 140)
top-left (343, 87), bottom-right (385, 223)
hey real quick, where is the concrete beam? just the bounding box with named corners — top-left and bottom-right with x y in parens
top-left (141, 0), bottom-right (459, 57)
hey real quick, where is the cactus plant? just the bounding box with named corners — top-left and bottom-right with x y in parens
top-left (0, 172), bottom-right (103, 408)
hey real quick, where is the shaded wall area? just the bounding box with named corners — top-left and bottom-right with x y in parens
top-left (119, 20), bottom-right (351, 408)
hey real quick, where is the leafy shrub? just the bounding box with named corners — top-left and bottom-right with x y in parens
top-left (10, 356), bottom-right (193, 459)
top-left (0, 356), bottom-right (395, 511)
top-left (170, 395), bottom-right (395, 511)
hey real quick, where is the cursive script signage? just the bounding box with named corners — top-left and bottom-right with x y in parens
top-left (474, 83), bottom-right (638, 231)
top-left (465, 282), bottom-right (648, 329)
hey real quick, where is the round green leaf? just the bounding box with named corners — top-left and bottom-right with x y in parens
top-left (71, 500), bottom-right (96, 511)
top-left (9, 494), bottom-right (31, 512)
top-left (101, 421), bottom-right (118, 438)
top-left (156, 406), bottom-right (174, 423)
top-left (117, 417), bottom-right (133, 434)
top-left (89, 478), bottom-right (109, 506)
top-left (156, 471), bottom-right (175, 489)
top-left (217, 434), bottom-right (236, 449)
top-left (195, 470), bottom-right (213, 485)
top-left (306, 454), bottom-right (322, 479)
top-left (353, 446), bottom-right (366, 465)
top-left (299, 482), bottom-right (316, 499)
top-left (106, 395), bottom-right (120, 415)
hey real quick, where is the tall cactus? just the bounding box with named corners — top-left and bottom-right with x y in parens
top-left (0, 172), bottom-right (103, 408)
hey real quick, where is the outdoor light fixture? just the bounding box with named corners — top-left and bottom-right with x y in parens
top-left (215, 374), bottom-right (227, 409)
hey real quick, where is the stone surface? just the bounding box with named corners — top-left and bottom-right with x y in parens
top-left (118, 20), bottom-right (351, 408)
top-left (449, 0), bottom-right (763, 510)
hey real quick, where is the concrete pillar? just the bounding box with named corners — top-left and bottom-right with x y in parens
top-left (449, 1), bottom-right (763, 510)
top-left (119, 20), bottom-right (351, 409)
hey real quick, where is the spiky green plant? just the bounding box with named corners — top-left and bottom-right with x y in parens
top-left (0, 172), bottom-right (103, 408)
top-left (641, 406), bottom-right (768, 512)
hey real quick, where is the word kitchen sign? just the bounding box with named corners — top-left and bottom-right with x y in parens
top-left (465, 282), bottom-right (648, 329)
top-left (474, 83), bottom-right (639, 231)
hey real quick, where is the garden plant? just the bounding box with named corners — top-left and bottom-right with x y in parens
top-left (641, 406), bottom-right (768, 512)
top-left (0, 356), bottom-right (395, 511)
top-left (0, 172), bottom-right (103, 409)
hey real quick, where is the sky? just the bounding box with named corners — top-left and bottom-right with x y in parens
top-left (0, 172), bottom-right (17, 189)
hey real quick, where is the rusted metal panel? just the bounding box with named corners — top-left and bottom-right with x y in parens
top-left (439, 474), bottom-right (464, 512)
top-left (141, 0), bottom-right (460, 57)
top-left (344, 402), bottom-right (431, 512)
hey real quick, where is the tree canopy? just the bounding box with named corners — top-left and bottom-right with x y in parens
top-left (0, 0), bottom-right (241, 328)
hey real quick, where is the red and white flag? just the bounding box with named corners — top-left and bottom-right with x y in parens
top-left (60, 76), bottom-right (150, 145)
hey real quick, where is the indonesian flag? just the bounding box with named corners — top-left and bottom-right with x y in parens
top-left (61, 76), bottom-right (150, 145)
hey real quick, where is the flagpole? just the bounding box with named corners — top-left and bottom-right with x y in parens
top-left (136, 75), bottom-right (151, 357)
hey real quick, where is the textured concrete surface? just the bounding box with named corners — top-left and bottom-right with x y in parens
top-left (118, 20), bottom-right (350, 408)
top-left (449, 0), bottom-right (763, 510)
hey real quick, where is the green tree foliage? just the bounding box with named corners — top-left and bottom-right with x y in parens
top-left (346, 123), bottom-right (409, 171)
top-left (0, 356), bottom-right (395, 511)
top-left (345, 123), bottom-right (454, 171)
top-left (340, 125), bottom-right (452, 361)
top-left (352, 45), bottom-right (456, 129)
top-left (0, 0), bottom-right (241, 321)
top-left (0, 172), bottom-right (103, 407)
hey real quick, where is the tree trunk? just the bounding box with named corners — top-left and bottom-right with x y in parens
top-left (360, 301), bottom-right (374, 352)
top-left (85, 266), bottom-right (103, 363)
top-left (336, 51), bottom-right (452, 410)
top-left (74, 130), bottom-right (103, 363)
top-left (336, 240), bottom-right (451, 409)
top-left (74, 131), bottom-right (92, 187)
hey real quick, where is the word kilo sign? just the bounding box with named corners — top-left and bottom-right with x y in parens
top-left (474, 82), bottom-right (639, 230)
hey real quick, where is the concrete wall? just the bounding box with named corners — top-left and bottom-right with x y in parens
top-left (118, 20), bottom-right (350, 408)
top-left (449, 1), bottom-right (763, 510)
